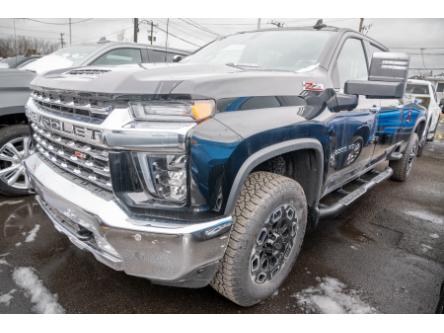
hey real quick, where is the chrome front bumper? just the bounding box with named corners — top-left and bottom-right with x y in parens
top-left (24, 153), bottom-right (233, 288)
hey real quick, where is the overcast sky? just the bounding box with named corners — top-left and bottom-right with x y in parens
top-left (1, 18), bottom-right (443, 74)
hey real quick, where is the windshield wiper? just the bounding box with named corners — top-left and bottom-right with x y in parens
top-left (225, 62), bottom-right (261, 69)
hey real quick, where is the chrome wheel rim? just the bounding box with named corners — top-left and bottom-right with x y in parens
top-left (0, 136), bottom-right (33, 190)
top-left (249, 203), bottom-right (299, 284)
top-left (345, 140), bottom-right (362, 166)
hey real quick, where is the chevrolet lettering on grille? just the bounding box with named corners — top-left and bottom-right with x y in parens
top-left (28, 110), bottom-right (102, 144)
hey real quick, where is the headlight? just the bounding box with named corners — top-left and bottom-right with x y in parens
top-left (130, 100), bottom-right (215, 123)
top-left (110, 152), bottom-right (188, 209)
top-left (136, 153), bottom-right (188, 204)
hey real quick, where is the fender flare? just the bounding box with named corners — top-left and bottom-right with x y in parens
top-left (412, 115), bottom-right (427, 137)
top-left (224, 138), bottom-right (325, 215)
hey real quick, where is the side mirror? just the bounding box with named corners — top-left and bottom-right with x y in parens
top-left (172, 55), bottom-right (183, 63)
top-left (327, 93), bottom-right (358, 112)
top-left (344, 52), bottom-right (409, 99)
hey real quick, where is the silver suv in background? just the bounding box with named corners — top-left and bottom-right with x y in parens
top-left (0, 41), bottom-right (189, 196)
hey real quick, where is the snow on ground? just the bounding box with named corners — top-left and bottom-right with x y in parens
top-left (12, 267), bottom-right (64, 314)
top-left (0, 199), bottom-right (24, 207)
top-left (405, 210), bottom-right (444, 225)
top-left (0, 253), bottom-right (10, 267)
top-left (421, 244), bottom-right (433, 253)
top-left (24, 224), bottom-right (40, 243)
top-left (0, 257), bottom-right (9, 266)
top-left (0, 289), bottom-right (16, 306)
top-left (292, 277), bottom-right (377, 314)
top-left (430, 233), bottom-right (439, 239)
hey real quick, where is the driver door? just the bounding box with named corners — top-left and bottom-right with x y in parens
top-left (323, 37), bottom-right (378, 195)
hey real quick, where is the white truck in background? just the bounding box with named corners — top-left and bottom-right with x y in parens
top-left (405, 79), bottom-right (441, 155)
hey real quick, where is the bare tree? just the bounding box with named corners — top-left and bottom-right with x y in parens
top-left (116, 29), bottom-right (126, 42)
top-left (0, 36), bottom-right (59, 58)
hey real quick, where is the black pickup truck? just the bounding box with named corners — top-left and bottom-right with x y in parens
top-left (24, 25), bottom-right (425, 306)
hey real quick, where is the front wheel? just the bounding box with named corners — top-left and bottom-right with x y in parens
top-left (211, 172), bottom-right (307, 306)
top-left (0, 125), bottom-right (34, 196)
top-left (390, 133), bottom-right (419, 182)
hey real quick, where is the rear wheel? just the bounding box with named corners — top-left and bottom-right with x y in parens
top-left (417, 131), bottom-right (427, 157)
top-left (0, 125), bottom-right (33, 196)
top-left (390, 133), bottom-right (419, 182)
top-left (211, 172), bottom-right (307, 306)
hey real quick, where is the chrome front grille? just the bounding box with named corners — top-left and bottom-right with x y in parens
top-left (30, 122), bottom-right (112, 191)
top-left (31, 89), bottom-right (117, 123)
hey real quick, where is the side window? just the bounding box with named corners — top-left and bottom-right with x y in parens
top-left (367, 43), bottom-right (385, 64)
top-left (91, 48), bottom-right (142, 66)
top-left (148, 50), bottom-right (167, 63)
top-left (437, 83), bottom-right (444, 93)
top-left (335, 38), bottom-right (368, 89)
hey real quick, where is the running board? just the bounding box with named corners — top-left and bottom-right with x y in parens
top-left (318, 167), bottom-right (393, 219)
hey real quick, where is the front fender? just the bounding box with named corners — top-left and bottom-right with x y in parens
top-left (189, 107), bottom-right (330, 216)
top-left (223, 138), bottom-right (324, 215)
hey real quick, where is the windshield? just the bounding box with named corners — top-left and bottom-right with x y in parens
top-left (0, 56), bottom-right (26, 68)
top-left (182, 30), bottom-right (334, 72)
top-left (21, 45), bottom-right (100, 74)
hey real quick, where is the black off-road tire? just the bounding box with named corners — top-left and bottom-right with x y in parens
top-left (436, 282), bottom-right (444, 314)
top-left (416, 136), bottom-right (426, 157)
top-left (0, 125), bottom-right (32, 196)
top-left (211, 172), bottom-right (307, 307)
top-left (390, 133), bottom-right (419, 182)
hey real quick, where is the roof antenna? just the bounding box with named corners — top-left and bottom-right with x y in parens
top-left (313, 19), bottom-right (327, 30)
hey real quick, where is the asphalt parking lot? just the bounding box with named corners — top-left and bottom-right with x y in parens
top-left (0, 120), bottom-right (443, 314)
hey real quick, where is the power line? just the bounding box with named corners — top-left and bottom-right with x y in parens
top-left (24, 18), bottom-right (93, 25)
top-left (82, 25), bottom-right (134, 43)
top-left (167, 19), bottom-right (212, 43)
top-left (390, 46), bottom-right (444, 50)
top-left (0, 24), bottom-right (62, 35)
top-left (155, 24), bottom-right (201, 48)
top-left (138, 19), bottom-right (201, 48)
top-left (179, 18), bottom-right (221, 37)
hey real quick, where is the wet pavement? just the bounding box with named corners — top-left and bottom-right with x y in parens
top-left (0, 120), bottom-right (443, 313)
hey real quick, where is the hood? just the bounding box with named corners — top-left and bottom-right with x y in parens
top-left (31, 63), bottom-right (329, 99)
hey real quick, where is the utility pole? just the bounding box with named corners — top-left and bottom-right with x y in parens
top-left (13, 18), bottom-right (18, 63)
top-left (133, 18), bottom-right (139, 43)
top-left (165, 18), bottom-right (170, 62)
top-left (60, 33), bottom-right (65, 48)
top-left (69, 18), bottom-right (72, 46)
top-left (257, 18), bottom-right (261, 30)
top-left (358, 18), bottom-right (364, 33)
top-left (150, 21), bottom-right (154, 45)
